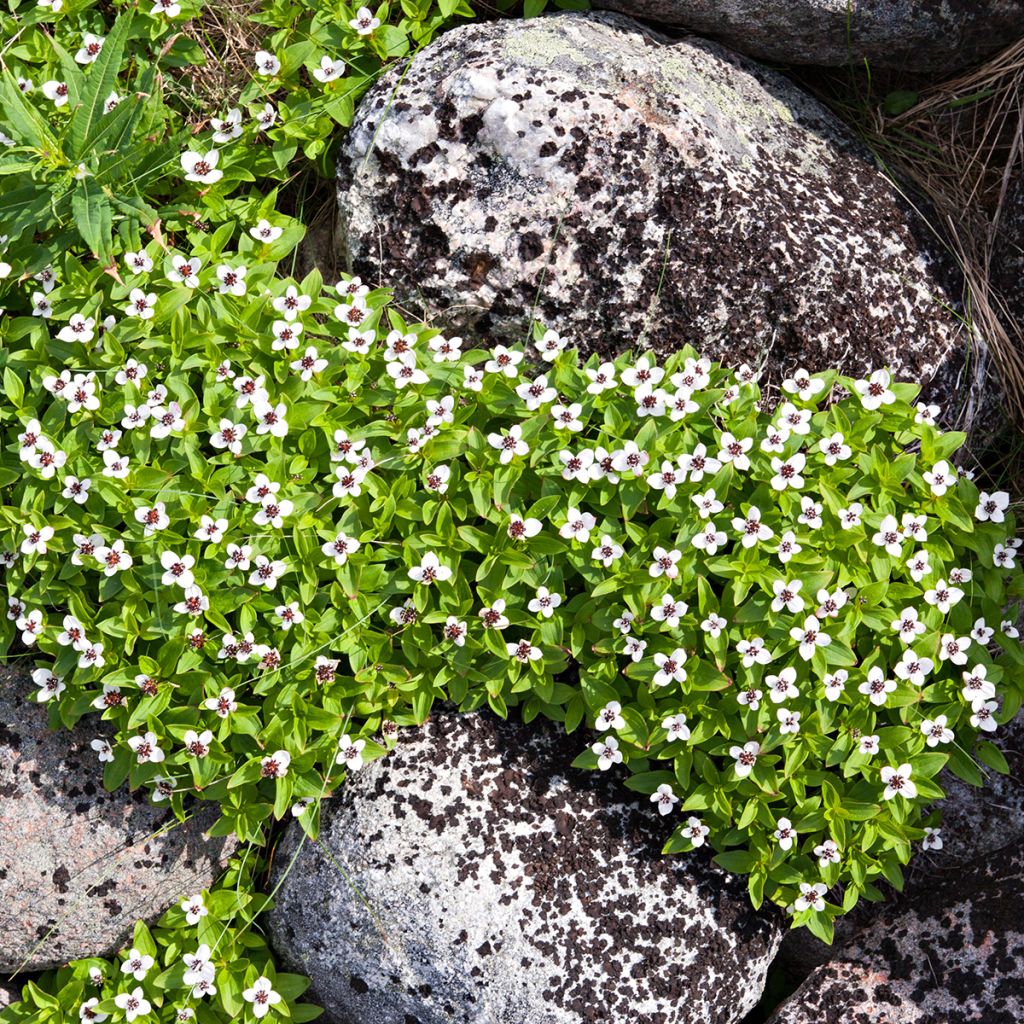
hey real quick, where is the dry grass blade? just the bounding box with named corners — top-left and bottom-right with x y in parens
top-left (861, 39), bottom-right (1024, 422)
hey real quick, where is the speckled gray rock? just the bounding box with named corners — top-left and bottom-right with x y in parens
top-left (266, 711), bottom-right (783, 1024)
top-left (767, 839), bottom-right (1024, 1024)
top-left (0, 980), bottom-right (19, 1010)
top-left (0, 666), bottom-right (235, 972)
top-left (339, 13), bottom-right (982, 417)
top-left (592, 1), bottom-right (1024, 73)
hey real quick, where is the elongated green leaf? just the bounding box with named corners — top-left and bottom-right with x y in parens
top-left (70, 180), bottom-right (114, 259)
top-left (0, 69), bottom-right (60, 149)
top-left (67, 13), bottom-right (135, 158)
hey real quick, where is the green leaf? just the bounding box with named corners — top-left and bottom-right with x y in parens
top-left (71, 181), bottom-right (114, 260)
top-left (976, 741), bottom-right (1010, 775)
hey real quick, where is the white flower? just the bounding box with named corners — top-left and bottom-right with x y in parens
top-left (938, 632), bottom-right (971, 665)
top-left (650, 783), bottom-right (679, 816)
top-left (515, 374), bottom-right (556, 413)
top-left (115, 359), bottom-right (147, 387)
top-left (249, 556), bottom-right (286, 589)
top-left (595, 701), bottom-right (625, 732)
top-left (613, 610), bottom-right (635, 635)
top-left (773, 816), bottom-right (797, 850)
top-left (210, 418), bottom-right (247, 455)
top-left (205, 688), bottom-right (238, 717)
top-left (57, 313), bottom-right (97, 344)
top-left (79, 998), bottom-right (108, 1023)
top-left (970, 700), bottom-right (999, 732)
top-left (961, 664), bottom-right (995, 704)
top-left (128, 731), bottom-right (164, 764)
top-left (1001, 618), bottom-right (1020, 639)
top-left (349, 5), bottom-right (381, 33)
top-left (611, 441), bottom-right (649, 477)
top-left (737, 688), bottom-right (761, 712)
top-left (777, 402), bottom-right (811, 435)
top-left (717, 432), bottom-right (752, 471)
top-left (585, 362), bottom-right (617, 394)
top-left (90, 738), bottom-right (114, 763)
top-left (730, 741), bottom-right (760, 777)
top-left (168, 255), bottom-right (202, 287)
top-left (121, 948), bottom-right (154, 981)
top-left (181, 150), bottom-right (222, 184)
top-left (33, 667), bottom-right (64, 702)
top-left (790, 615), bottom-right (830, 660)
top-left (273, 284), bottom-right (312, 322)
top-left (652, 649), bottom-right (687, 687)
top-left (484, 344), bottom-right (523, 377)
top-left (507, 639), bottom-right (542, 663)
top-left (693, 488), bottom-right (724, 520)
top-left (737, 636), bottom-right (771, 668)
top-left (691, 521), bottom-right (727, 555)
top-left (255, 50), bottom-right (281, 75)
top-left (182, 944), bottom-right (214, 987)
top-left (923, 460), bottom-right (956, 497)
top-left (94, 539), bottom-right (133, 577)
top-left (336, 734), bottom-right (366, 770)
top-left (893, 648), bottom-right (933, 686)
top-left (478, 600), bottom-right (509, 630)
top-left (975, 491), bottom-right (1009, 523)
top-left (923, 578), bottom-right (963, 614)
top-left (818, 431), bottom-right (852, 465)
top-left (528, 586), bottom-right (562, 619)
top-left (648, 546), bottom-right (681, 579)
top-left (797, 497), bottom-right (823, 530)
top-left (551, 402), bottom-right (584, 432)
top-left (507, 514), bottom-right (542, 541)
top-left (150, 0), bottom-right (181, 15)
top-left (858, 734), bottom-right (880, 755)
top-left (732, 506), bottom-right (773, 547)
top-left (994, 543), bottom-right (1018, 570)
top-left (922, 826), bottom-right (943, 851)
top-left (858, 666), bottom-right (896, 706)
top-left (125, 288), bottom-right (157, 318)
top-left (559, 507), bottom-right (596, 544)
top-left (647, 460), bottom-right (682, 499)
top-left (815, 588), bottom-right (847, 619)
top-left (250, 219), bottom-right (282, 243)
top-left (681, 816), bottom-right (709, 847)
top-left (312, 54), bottom-right (346, 83)
top-left (871, 515), bottom-right (903, 556)
top-left (77, 641), bottom-right (105, 669)
top-left (535, 328), bottom-right (568, 361)
top-left (783, 368), bottom-right (825, 401)
top-left (814, 839), bottom-right (841, 867)
top-left (591, 735), bottom-right (623, 770)
top-left (183, 729), bottom-right (213, 759)
top-left (243, 976), bottom-right (282, 1019)
top-left (260, 750), bottom-right (291, 778)
top-left (766, 667), bottom-right (799, 703)
top-left (559, 448), bottom-right (598, 484)
top-left (777, 707), bottom-right (801, 735)
top-left (487, 423), bottom-right (528, 463)
top-left (428, 334), bottom-right (462, 362)
top-left (794, 882), bottom-right (827, 913)
top-left (971, 618), bottom-right (994, 644)
top-left (253, 399), bottom-right (289, 438)
top-left (180, 894), bottom-right (208, 925)
top-left (760, 424), bottom-right (790, 454)
top-left (592, 535), bottom-right (624, 568)
top-left (881, 763), bottom-right (917, 800)
top-left (332, 464), bottom-right (366, 499)
top-left (113, 988), bottom-right (151, 1023)
top-left (254, 496), bottom-right (293, 529)
top-left (891, 607), bottom-right (926, 643)
top-left (662, 714), bottom-right (691, 742)
top-left (920, 715), bottom-right (954, 747)
top-left (701, 612), bottom-right (727, 639)
top-left (149, 401), bottom-right (185, 438)
top-left (41, 80), bottom-right (69, 107)
top-left (409, 552), bottom-right (452, 585)
top-left (651, 593), bottom-right (688, 629)
top-left (623, 636), bottom-right (647, 662)
top-left (679, 443), bottom-right (721, 483)
top-left (21, 523), bottom-right (54, 555)
top-left (770, 452), bottom-right (806, 491)
top-left (771, 579), bottom-right (804, 614)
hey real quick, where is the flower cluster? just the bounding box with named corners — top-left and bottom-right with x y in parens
top-left (1, 241), bottom-right (1021, 937)
top-left (0, 862), bottom-right (320, 1023)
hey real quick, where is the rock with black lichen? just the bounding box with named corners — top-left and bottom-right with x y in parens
top-left (338, 13), bottom-right (988, 424)
top-left (590, 0), bottom-right (1024, 73)
top-left (0, 666), bottom-right (236, 972)
top-left (266, 710), bottom-right (784, 1024)
top-left (767, 839), bottom-right (1024, 1024)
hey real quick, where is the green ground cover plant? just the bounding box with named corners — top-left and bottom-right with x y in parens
top-left (0, 12), bottom-right (1022, 1024)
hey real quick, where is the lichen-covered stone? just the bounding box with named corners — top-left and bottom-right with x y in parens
top-left (338, 13), bottom-right (981, 416)
top-left (0, 666), bottom-right (235, 972)
top-left (767, 840), bottom-right (1024, 1024)
top-left (266, 711), bottom-right (783, 1024)
top-left (591, 0), bottom-right (1024, 73)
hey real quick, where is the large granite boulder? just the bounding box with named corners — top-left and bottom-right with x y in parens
top-left (338, 13), bottom-right (983, 418)
top-left (767, 839), bottom-right (1024, 1024)
top-left (0, 666), bottom-right (235, 971)
top-left (266, 711), bottom-right (783, 1024)
top-left (591, 1), bottom-right (1024, 73)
